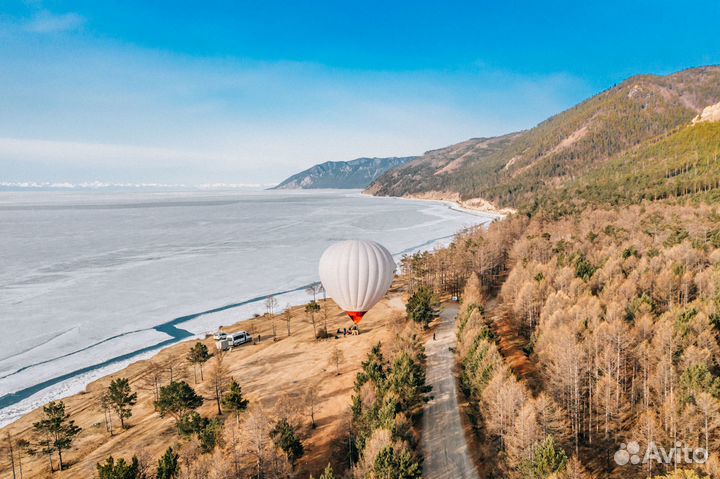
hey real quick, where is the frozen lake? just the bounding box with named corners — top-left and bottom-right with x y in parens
top-left (0, 188), bottom-right (495, 425)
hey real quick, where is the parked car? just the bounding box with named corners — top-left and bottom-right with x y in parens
top-left (230, 331), bottom-right (252, 346)
top-left (213, 330), bottom-right (227, 340)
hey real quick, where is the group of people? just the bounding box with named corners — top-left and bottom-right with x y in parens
top-left (335, 325), bottom-right (360, 338)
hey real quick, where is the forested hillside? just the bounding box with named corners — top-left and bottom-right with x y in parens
top-left (537, 121), bottom-right (720, 216)
top-left (273, 157), bottom-right (415, 189)
top-left (398, 82), bottom-right (720, 476)
top-left (369, 67), bottom-right (720, 210)
top-left (403, 199), bottom-right (720, 477)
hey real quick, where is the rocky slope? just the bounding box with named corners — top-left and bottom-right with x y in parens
top-left (272, 156), bottom-right (415, 189)
top-left (367, 66), bottom-right (720, 210)
top-left (693, 99), bottom-right (720, 123)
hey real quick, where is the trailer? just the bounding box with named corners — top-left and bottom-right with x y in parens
top-left (216, 330), bottom-right (252, 351)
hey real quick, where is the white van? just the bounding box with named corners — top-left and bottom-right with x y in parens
top-left (216, 330), bottom-right (252, 351)
top-left (230, 331), bottom-right (252, 346)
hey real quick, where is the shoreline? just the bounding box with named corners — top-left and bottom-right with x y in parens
top-left (359, 190), bottom-right (512, 219)
top-left (0, 283), bottom-right (317, 426)
top-left (0, 192), bottom-right (495, 427)
top-left (0, 291), bottom-right (407, 477)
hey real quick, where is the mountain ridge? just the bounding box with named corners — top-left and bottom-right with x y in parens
top-left (366, 66), bottom-right (720, 212)
top-left (272, 156), bottom-right (415, 189)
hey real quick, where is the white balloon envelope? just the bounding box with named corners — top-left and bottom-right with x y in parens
top-left (318, 239), bottom-right (396, 324)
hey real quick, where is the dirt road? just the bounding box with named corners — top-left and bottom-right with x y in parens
top-left (421, 304), bottom-right (480, 479)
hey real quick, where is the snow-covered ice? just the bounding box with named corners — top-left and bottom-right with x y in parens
top-left (0, 188), bottom-right (494, 425)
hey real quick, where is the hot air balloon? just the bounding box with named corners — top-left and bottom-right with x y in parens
top-left (318, 239), bottom-right (396, 325)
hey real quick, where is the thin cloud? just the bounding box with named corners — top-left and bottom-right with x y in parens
top-left (25, 10), bottom-right (85, 33)
top-left (0, 33), bottom-right (592, 183)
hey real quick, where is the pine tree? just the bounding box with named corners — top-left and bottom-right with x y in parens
top-left (310, 463), bottom-right (336, 479)
top-left (186, 342), bottom-right (212, 383)
top-left (196, 418), bottom-right (223, 453)
top-left (356, 343), bottom-right (388, 389)
top-left (387, 351), bottom-right (430, 412)
top-left (319, 463), bottom-right (336, 479)
top-left (405, 286), bottom-right (439, 329)
top-left (31, 401), bottom-right (82, 471)
top-left (176, 412), bottom-right (223, 453)
top-left (107, 377), bottom-right (138, 429)
top-left (371, 446), bottom-right (422, 479)
top-left (154, 381), bottom-right (203, 427)
top-left (520, 435), bottom-right (568, 479)
top-left (221, 379), bottom-right (249, 424)
top-left (96, 455), bottom-right (145, 479)
top-left (270, 418), bottom-right (304, 468)
top-left (156, 447), bottom-right (180, 479)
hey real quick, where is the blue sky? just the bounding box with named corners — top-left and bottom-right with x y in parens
top-left (1, 1), bottom-right (718, 184)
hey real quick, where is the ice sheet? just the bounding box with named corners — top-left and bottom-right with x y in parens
top-left (0, 189), bottom-right (494, 425)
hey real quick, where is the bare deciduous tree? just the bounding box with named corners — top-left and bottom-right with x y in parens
top-left (305, 301), bottom-right (320, 339)
top-left (209, 351), bottom-right (230, 415)
top-left (303, 383), bottom-right (321, 429)
top-left (140, 361), bottom-right (165, 403)
top-left (239, 406), bottom-right (291, 478)
top-left (283, 304), bottom-right (292, 337)
top-left (264, 295), bottom-right (279, 316)
top-left (306, 284), bottom-right (322, 302)
top-left (329, 344), bottom-right (344, 375)
top-left (4, 432), bottom-right (17, 479)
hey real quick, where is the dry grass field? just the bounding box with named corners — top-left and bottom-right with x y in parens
top-left (0, 290), bottom-right (407, 478)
